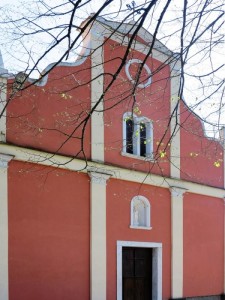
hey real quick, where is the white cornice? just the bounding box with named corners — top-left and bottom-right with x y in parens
top-left (88, 170), bottom-right (112, 185)
top-left (170, 186), bottom-right (188, 198)
top-left (95, 16), bottom-right (173, 57)
top-left (0, 143), bottom-right (224, 198)
top-left (0, 153), bottom-right (14, 168)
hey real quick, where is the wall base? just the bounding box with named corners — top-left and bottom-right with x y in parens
top-left (169, 295), bottom-right (225, 300)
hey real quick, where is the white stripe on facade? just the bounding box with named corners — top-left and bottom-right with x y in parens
top-left (90, 29), bottom-right (105, 163)
top-left (89, 26), bottom-right (108, 300)
top-left (169, 58), bottom-right (181, 179)
top-left (223, 198), bottom-right (225, 294)
top-left (0, 77), bottom-right (7, 142)
top-left (88, 171), bottom-right (111, 300)
top-left (170, 186), bottom-right (186, 298)
top-left (0, 154), bottom-right (13, 300)
top-left (218, 128), bottom-right (225, 294)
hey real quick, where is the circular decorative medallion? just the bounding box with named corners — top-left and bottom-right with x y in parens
top-left (125, 59), bottom-right (152, 88)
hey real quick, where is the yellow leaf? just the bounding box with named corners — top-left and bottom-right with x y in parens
top-left (214, 161), bottom-right (221, 167)
top-left (190, 152), bottom-right (198, 157)
top-left (133, 107), bottom-right (140, 113)
top-left (160, 151), bottom-right (166, 158)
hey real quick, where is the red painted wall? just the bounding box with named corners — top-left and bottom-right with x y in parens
top-left (103, 39), bottom-right (171, 177)
top-left (183, 193), bottom-right (224, 297)
top-left (180, 102), bottom-right (224, 188)
top-left (5, 26), bottom-right (225, 300)
top-left (106, 179), bottom-right (171, 300)
top-left (8, 161), bottom-right (90, 300)
top-left (7, 59), bottom-right (92, 160)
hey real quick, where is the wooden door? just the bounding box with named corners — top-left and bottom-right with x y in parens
top-left (122, 247), bottom-right (152, 300)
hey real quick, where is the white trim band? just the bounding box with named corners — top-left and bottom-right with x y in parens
top-left (0, 144), bottom-right (224, 199)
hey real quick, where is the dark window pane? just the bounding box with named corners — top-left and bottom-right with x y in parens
top-left (140, 122), bottom-right (146, 157)
top-left (126, 119), bottom-right (133, 154)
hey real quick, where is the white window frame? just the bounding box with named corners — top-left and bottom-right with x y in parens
top-left (117, 240), bottom-right (162, 300)
top-left (130, 195), bottom-right (152, 230)
top-left (122, 112), bottom-right (153, 159)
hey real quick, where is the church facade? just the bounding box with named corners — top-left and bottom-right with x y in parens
top-left (0, 17), bottom-right (225, 300)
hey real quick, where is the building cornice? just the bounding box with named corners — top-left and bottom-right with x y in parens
top-left (0, 143), bottom-right (224, 199)
top-left (0, 153), bottom-right (14, 168)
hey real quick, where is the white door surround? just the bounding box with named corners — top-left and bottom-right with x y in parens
top-left (117, 241), bottom-right (162, 300)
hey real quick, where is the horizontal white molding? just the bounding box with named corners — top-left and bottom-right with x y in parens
top-left (129, 226), bottom-right (152, 230)
top-left (0, 143), bottom-right (225, 199)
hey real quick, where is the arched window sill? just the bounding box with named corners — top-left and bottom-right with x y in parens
top-left (130, 225), bottom-right (152, 230)
top-left (121, 152), bottom-right (155, 162)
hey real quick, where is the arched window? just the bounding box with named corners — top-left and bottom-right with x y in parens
top-left (123, 113), bottom-right (153, 158)
top-left (130, 196), bottom-right (151, 230)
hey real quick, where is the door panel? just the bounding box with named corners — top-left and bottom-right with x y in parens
top-left (122, 247), bottom-right (152, 300)
top-left (123, 278), bottom-right (135, 300)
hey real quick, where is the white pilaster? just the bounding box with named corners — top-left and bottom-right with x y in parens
top-left (0, 153), bottom-right (13, 300)
top-left (223, 198), bottom-right (225, 294)
top-left (219, 127), bottom-right (225, 189)
top-left (170, 186), bottom-right (186, 298)
top-left (0, 76), bottom-right (8, 142)
top-left (170, 57), bottom-right (181, 179)
top-left (91, 30), bottom-right (105, 162)
top-left (219, 129), bottom-right (225, 293)
top-left (88, 169), bottom-right (111, 300)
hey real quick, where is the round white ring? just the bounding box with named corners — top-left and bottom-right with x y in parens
top-left (125, 59), bottom-right (152, 88)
